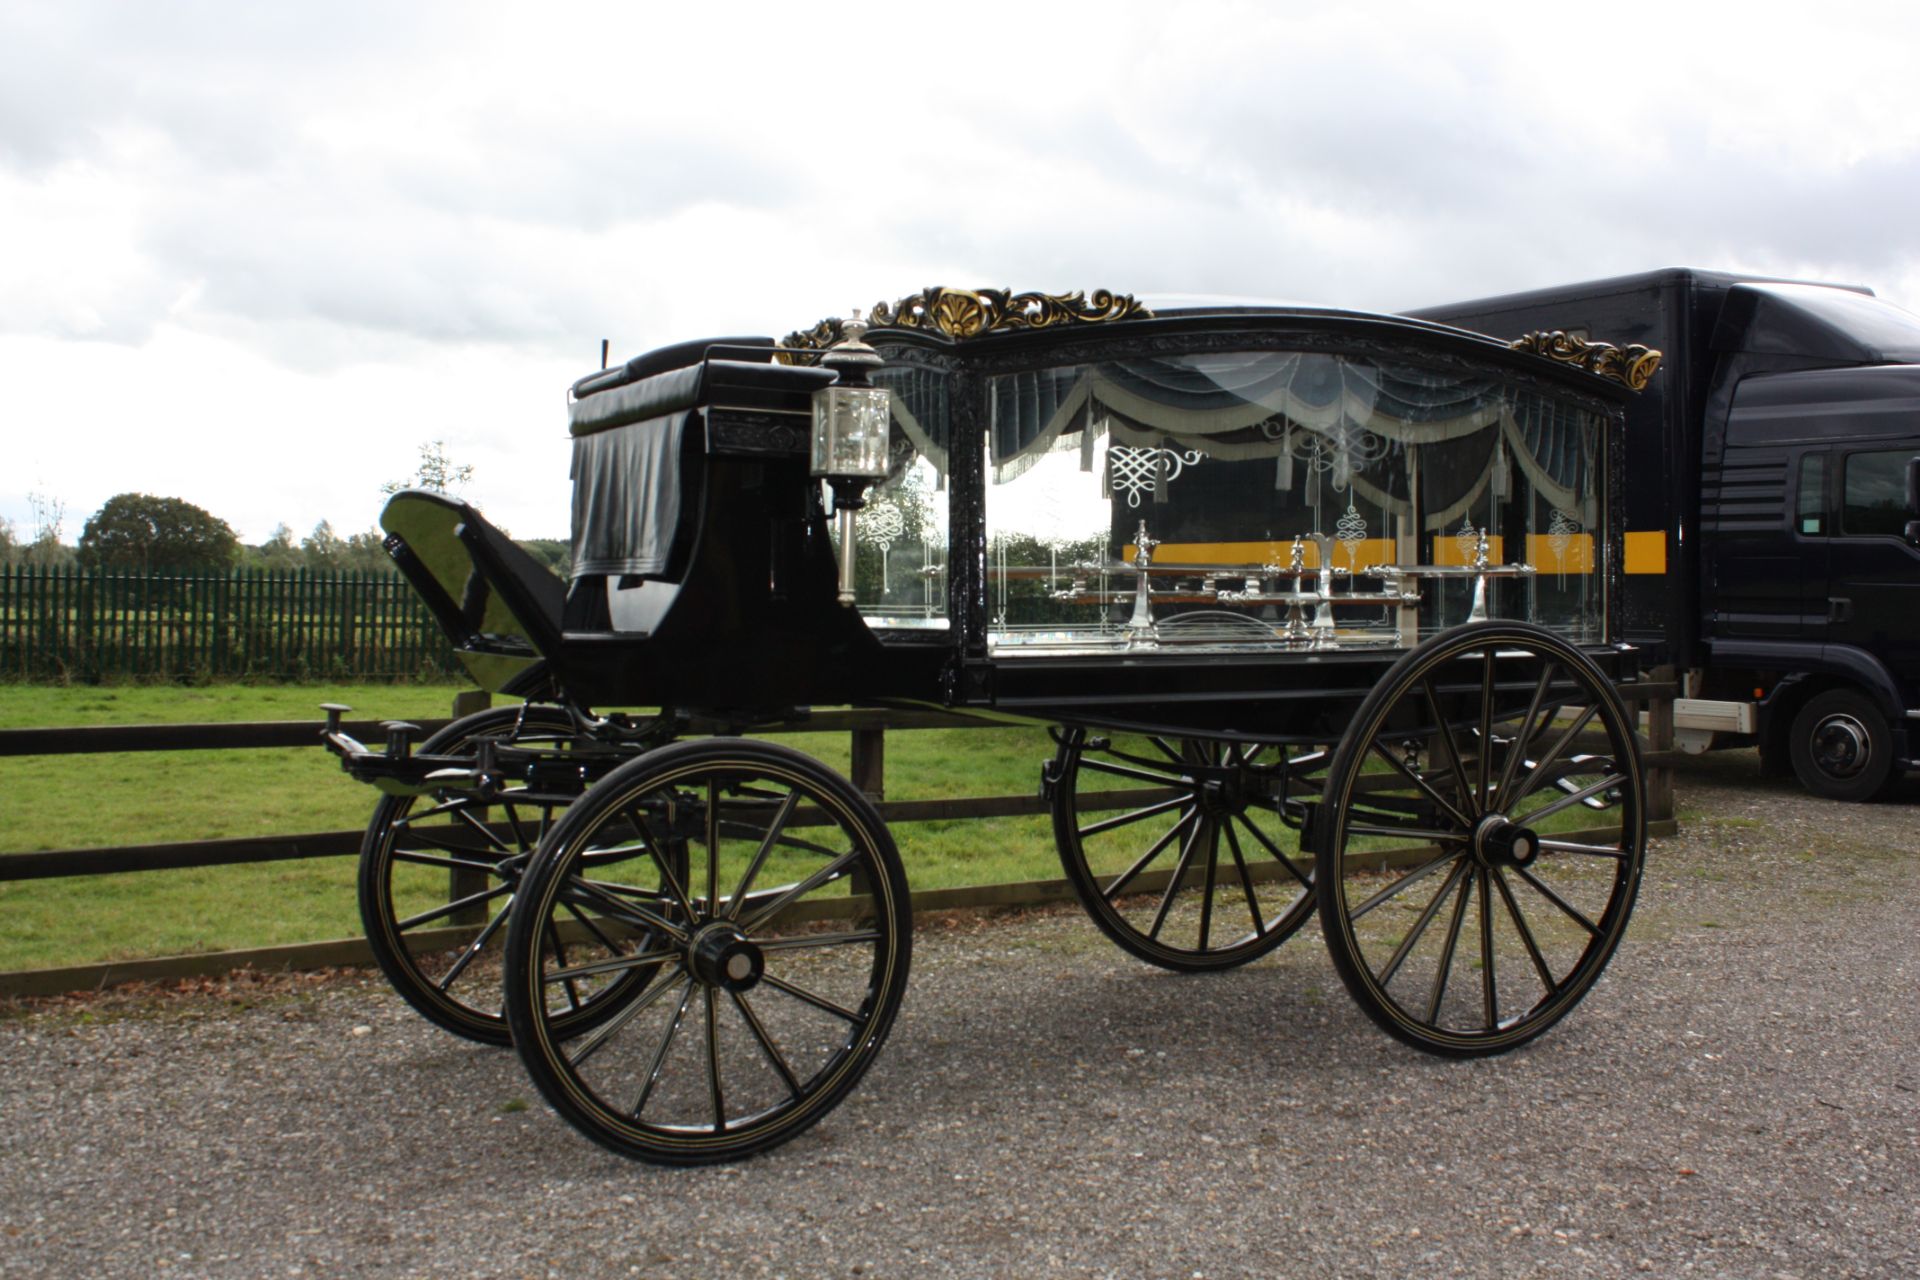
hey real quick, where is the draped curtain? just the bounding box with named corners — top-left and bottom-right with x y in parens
top-left (964, 352), bottom-right (1598, 530)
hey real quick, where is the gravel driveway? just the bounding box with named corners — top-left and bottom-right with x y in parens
top-left (4, 751), bottom-right (1917, 1279)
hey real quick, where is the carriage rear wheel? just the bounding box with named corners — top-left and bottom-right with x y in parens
top-left (1049, 730), bottom-right (1321, 971)
top-left (503, 739), bottom-right (912, 1164)
top-left (1316, 623), bottom-right (1644, 1055)
top-left (358, 705), bottom-right (662, 1046)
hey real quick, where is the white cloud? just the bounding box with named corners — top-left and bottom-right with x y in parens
top-left (2, 0), bottom-right (1919, 540)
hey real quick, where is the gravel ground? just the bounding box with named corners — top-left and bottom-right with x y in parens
top-left (3, 751), bottom-right (1918, 1279)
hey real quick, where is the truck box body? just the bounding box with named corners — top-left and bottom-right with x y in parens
top-left (1413, 268), bottom-right (1920, 798)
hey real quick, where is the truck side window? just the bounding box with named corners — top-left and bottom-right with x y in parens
top-left (1840, 450), bottom-right (1911, 537)
top-left (1796, 454), bottom-right (1826, 535)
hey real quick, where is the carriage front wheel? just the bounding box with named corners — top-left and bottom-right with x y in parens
top-left (1316, 622), bottom-right (1645, 1056)
top-left (503, 738), bottom-right (912, 1164)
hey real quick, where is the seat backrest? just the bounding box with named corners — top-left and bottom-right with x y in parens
top-left (381, 490), bottom-right (566, 695)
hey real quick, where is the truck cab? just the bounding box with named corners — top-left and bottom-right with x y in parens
top-left (1415, 269), bottom-right (1920, 800)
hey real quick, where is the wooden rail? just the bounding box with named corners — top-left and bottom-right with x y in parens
top-left (0, 681), bottom-right (1680, 996)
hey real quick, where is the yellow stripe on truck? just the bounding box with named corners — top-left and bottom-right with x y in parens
top-left (1623, 530), bottom-right (1666, 574)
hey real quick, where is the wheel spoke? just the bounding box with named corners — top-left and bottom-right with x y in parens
top-left (1477, 866), bottom-right (1498, 1030)
top-left (1423, 677), bottom-right (1479, 820)
top-left (1147, 818), bottom-right (1206, 942)
top-left (434, 900), bottom-right (514, 992)
top-left (731, 990), bottom-right (803, 1102)
top-left (756, 929), bottom-right (884, 951)
top-left (1197, 817), bottom-right (1220, 952)
top-left (1103, 809), bottom-right (1197, 901)
top-left (499, 801), bottom-right (533, 854)
top-left (761, 973), bottom-right (861, 1024)
top-left (1219, 817), bottom-right (1266, 936)
top-left (1492, 867), bottom-right (1558, 997)
top-left (725, 790), bottom-right (801, 921)
top-left (544, 947), bottom-right (678, 985)
top-left (630, 980), bottom-right (697, 1114)
top-left (1513, 864), bottom-right (1599, 936)
top-left (390, 848), bottom-right (511, 876)
top-left (1076, 792), bottom-right (1191, 839)
top-left (1534, 837), bottom-right (1629, 859)
top-left (626, 806), bottom-right (699, 924)
top-left (1347, 847), bottom-right (1463, 921)
top-left (1494, 661), bottom-right (1558, 807)
top-left (1377, 859), bottom-right (1470, 988)
top-left (1425, 868), bottom-right (1474, 1023)
top-left (1508, 704), bottom-right (1600, 807)
top-left (1366, 739), bottom-right (1474, 831)
top-left (705, 779), bottom-right (721, 914)
top-left (567, 971), bottom-right (686, 1069)
top-left (565, 876), bottom-right (690, 943)
top-left (1476, 649), bottom-right (1495, 809)
top-left (547, 921), bottom-right (584, 1011)
top-left (452, 806), bottom-right (513, 854)
top-left (560, 899), bottom-right (631, 957)
top-left (1079, 756), bottom-right (1192, 788)
top-left (1516, 774), bottom-right (1627, 826)
top-left (738, 848), bottom-right (863, 935)
top-left (396, 884), bottom-right (511, 931)
top-left (1147, 736), bottom-right (1187, 766)
top-left (1230, 811), bottom-right (1311, 889)
top-left (704, 989), bottom-right (726, 1134)
top-left (1344, 820), bottom-right (1467, 844)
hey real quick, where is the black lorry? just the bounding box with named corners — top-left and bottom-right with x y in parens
top-left (1416, 267), bottom-right (1920, 800)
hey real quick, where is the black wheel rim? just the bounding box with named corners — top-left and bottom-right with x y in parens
top-left (505, 741), bottom-right (911, 1164)
top-left (1052, 731), bottom-right (1322, 971)
top-left (1317, 624), bottom-right (1644, 1054)
top-left (359, 707), bottom-right (658, 1045)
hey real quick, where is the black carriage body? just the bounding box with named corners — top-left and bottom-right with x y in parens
top-left (508, 301), bottom-right (1642, 741)
top-left (349, 294), bottom-right (1664, 1157)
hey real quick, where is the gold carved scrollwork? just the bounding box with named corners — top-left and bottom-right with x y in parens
top-left (778, 287), bottom-right (1150, 361)
top-left (1510, 330), bottom-right (1663, 392)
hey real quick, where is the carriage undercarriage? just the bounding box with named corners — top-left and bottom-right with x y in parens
top-left (324, 289), bottom-right (1656, 1163)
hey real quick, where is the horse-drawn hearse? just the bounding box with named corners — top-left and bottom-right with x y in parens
top-left (323, 287), bottom-right (1659, 1163)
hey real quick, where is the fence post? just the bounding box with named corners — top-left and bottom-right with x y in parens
top-left (447, 688), bottom-right (494, 925)
top-left (1645, 663), bottom-right (1676, 824)
top-left (850, 726), bottom-right (885, 801)
top-left (850, 725), bottom-right (885, 897)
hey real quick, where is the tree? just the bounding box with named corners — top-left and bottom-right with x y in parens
top-left (382, 439), bottom-right (475, 497)
top-left (77, 494), bottom-right (240, 572)
top-left (20, 491), bottom-right (76, 568)
top-left (302, 520), bottom-right (347, 571)
top-left (244, 523), bottom-right (304, 571)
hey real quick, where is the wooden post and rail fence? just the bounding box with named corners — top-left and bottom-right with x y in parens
top-left (0, 685), bottom-right (1680, 999)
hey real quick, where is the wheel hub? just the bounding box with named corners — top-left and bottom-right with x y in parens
top-left (688, 923), bottom-right (764, 992)
top-left (1810, 714), bottom-right (1872, 778)
top-left (1472, 813), bottom-right (1539, 869)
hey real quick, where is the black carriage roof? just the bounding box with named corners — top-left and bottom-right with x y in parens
top-left (567, 288), bottom-right (1659, 438)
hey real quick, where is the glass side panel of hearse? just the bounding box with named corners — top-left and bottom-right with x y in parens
top-left (849, 364), bottom-right (954, 629)
top-left (930, 348), bottom-right (1610, 654)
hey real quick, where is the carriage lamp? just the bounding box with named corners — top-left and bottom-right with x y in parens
top-left (811, 311), bottom-right (892, 605)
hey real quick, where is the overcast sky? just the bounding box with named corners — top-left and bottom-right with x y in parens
top-left (4, 0), bottom-right (1919, 543)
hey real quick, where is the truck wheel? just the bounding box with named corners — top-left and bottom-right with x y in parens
top-left (1789, 690), bottom-right (1895, 801)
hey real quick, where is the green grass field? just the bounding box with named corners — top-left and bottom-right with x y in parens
top-left (0, 684), bottom-right (1066, 971)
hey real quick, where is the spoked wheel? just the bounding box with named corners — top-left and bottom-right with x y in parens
top-left (358, 705), bottom-right (660, 1046)
top-left (1049, 729), bottom-right (1322, 971)
top-left (1317, 622), bottom-right (1645, 1056)
top-left (503, 739), bottom-right (912, 1165)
